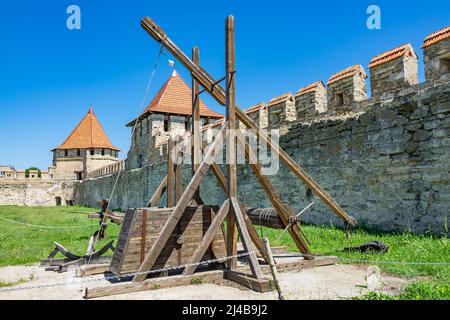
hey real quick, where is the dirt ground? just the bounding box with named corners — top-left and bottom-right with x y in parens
top-left (0, 263), bottom-right (408, 300)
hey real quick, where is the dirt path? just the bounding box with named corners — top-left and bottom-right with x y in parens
top-left (0, 263), bottom-right (408, 300)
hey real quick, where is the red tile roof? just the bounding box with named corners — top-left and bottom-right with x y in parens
top-left (128, 70), bottom-right (223, 126)
top-left (295, 81), bottom-right (325, 96)
top-left (422, 26), bottom-right (450, 48)
top-left (245, 102), bottom-right (266, 114)
top-left (327, 65), bottom-right (367, 85)
top-left (267, 93), bottom-right (292, 107)
top-left (369, 44), bottom-right (417, 68)
top-left (53, 107), bottom-right (119, 151)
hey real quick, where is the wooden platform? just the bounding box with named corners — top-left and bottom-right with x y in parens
top-left (84, 255), bottom-right (338, 299)
top-left (110, 206), bottom-right (227, 276)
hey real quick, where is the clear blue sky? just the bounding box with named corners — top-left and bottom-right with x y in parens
top-left (0, 0), bottom-right (449, 169)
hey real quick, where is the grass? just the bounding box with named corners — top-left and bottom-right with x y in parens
top-left (0, 205), bottom-right (120, 266)
top-left (0, 206), bottom-right (448, 299)
top-left (259, 224), bottom-right (449, 300)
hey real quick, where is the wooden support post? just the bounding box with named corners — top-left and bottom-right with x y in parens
top-left (182, 199), bottom-right (230, 275)
top-left (167, 137), bottom-right (175, 207)
top-left (225, 15), bottom-right (238, 270)
top-left (263, 237), bottom-right (285, 300)
top-left (175, 136), bottom-right (183, 204)
top-left (237, 201), bottom-right (270, 264)
top-left (147, 176), bottom-right (167, 207)
top-left (229, 198), bottom-right (264, 279)
top-left (133, 123), bottom-right (227, 282)
top-left (192, 47), bottom-right (201, 203)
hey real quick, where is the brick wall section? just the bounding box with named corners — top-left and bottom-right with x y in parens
top-left (74, 80), bottom-right (450, 234)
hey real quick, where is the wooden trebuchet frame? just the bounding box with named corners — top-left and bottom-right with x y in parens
top-left (125, 14), bottom-right (358, 290)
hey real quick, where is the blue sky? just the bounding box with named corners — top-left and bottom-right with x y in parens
top-left (0, 0), bottom-right (449, 169)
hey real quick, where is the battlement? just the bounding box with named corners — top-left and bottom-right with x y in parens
top-left (295, 81), bottom-right (327, 121)
top-left (125, 25), bottom-right (450, 170)
top-left (238, 25), bottom-right (450, 133)
top-left (266, 93), bottom-right (295, 134)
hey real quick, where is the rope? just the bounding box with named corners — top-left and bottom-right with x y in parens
top-left (0, 216), bottom-right (93, 230)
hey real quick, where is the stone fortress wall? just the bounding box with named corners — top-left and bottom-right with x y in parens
top-left (74, 26), bottom-right (450, 234)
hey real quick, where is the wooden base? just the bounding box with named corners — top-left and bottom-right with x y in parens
top-left (84, 269), bottom-right (225, 299)
top-left (224, 270), bottom-right (273, 292)
top-left (83, 255), bottom-right (338, 299)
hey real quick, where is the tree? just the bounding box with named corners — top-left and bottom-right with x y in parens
top-left (25, 167), bottom-right (41, 178)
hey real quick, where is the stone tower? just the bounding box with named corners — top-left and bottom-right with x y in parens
top-left (126, 70), bottom-right (223, 169)
top-left (52, 106), bottom-right (120, 180)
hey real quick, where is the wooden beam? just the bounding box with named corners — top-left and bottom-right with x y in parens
top-left (75, 263), bottom-right (110, 277)
top-left (132, 123), bottom-right (228, 282)
top-left (146, 176), bottom-right (167, 207)
top-left (84, 256), bottom-right (338, 299)
top-left (230, 197), bottom-right (264, 280)
top-left (225, 15), bottom-right (238, 271)
top-left (182, 199), bottom-right (230, 275)
top-left (263, 237), bottom-right (285, 300)
top-left (192, 47), bottom-right (201, 203)
top-left (175, 136), bottom-right (183, 204)
top-left (86, 270), bottom-right (225, 299)
top-left (236, 131), bottom-right (311, 256)
top-left (224, 270), bottom-right (273, 293)
top-left (140, 16), bottom-right (355, 226)
top-left (167, 137), bottom-right (175, 207)
top-left (237, 201), bottom-right (270, 264)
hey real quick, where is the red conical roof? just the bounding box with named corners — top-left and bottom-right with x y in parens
top-left (127, 70), bottom-right (223, 126)
top-left (53, 107), bottom-right (119, 151)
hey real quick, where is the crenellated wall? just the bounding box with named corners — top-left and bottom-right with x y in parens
top-left (74, 26), bottom-right (450, 234)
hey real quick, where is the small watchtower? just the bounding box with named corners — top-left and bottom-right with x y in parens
top-left (126, 70), bottom-right (223, 169)
top-left (52, 106), bottom-right (120, 180)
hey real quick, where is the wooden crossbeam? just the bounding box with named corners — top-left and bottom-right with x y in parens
top-left (182, 199), bottom-right (230, 275)
top-left (132, 123), bottom-right (228, 282)
top-left (236, 131), bottom-right (311, 256)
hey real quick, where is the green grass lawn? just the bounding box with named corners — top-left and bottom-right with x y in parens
top-left (0, 206), bottom-right (120, 266)
top-left (0, 205), bottom-right (448, 299)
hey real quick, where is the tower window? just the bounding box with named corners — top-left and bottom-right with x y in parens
top-left (164, 114), bottom-right (171, 132)
top-left (101, 148), bottom-right (105, 156)
top-left (77, 149), bottom-right (81, 156)
top-left (138, 154), bottom-right (143, 168)
top-left (90, 149), bottom-right (94, 156)
top-left (64, 150), bottom-right (68, 157)
top-left (335, 92), bottom-right (344, 108)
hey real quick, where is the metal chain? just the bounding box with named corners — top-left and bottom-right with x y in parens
top-left (0, 249), bottom-right (258, 293)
